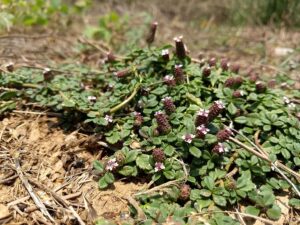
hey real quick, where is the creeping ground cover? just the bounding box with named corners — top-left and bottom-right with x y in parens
top-left (0, 35), bottom-right (300, 224)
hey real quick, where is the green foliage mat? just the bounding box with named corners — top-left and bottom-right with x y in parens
top-left (1, 45), bottom-right (300, 224)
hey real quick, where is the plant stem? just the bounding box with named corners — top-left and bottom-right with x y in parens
top-left (229, 137), bottom-right (300, 197)
top-left (109, 84), bottom-right (140, 114)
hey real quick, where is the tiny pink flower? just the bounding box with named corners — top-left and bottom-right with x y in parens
top-left (105, 158), bottom-right (119, 171)
top-left (154, 162), bottom-right (165, 172)
top-left (197, 125), bottom-right (210, 135)
top-left (105, 115), bottom-right (113, 123)
top-left (182, 134), bottom-right (195, 143)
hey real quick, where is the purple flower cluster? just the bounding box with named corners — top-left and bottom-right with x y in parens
top-left (162, 97), bottom-right (176, 115)
top-left (155, 111), bottom-right (172, 134)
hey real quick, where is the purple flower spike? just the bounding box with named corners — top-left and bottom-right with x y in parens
top-left (195, 109), bottom-right (209, 126)
top-left (174, 36), bottom-right (186, 59)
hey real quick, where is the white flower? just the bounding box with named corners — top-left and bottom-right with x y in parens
top-left (105, 158), bottom-right (119, 171)
top-left (87, 96), bottom-right (97, 102)
top-left (197, 109), bottom-right (209, 117)
top-left (196, 125), bottom-right (210, 134)
top-left (162, 96), bottom-right (172, 102)
top-left (154, 162), bottom-right (165, 172)
top-left (163, 75), bottom-right (175, 82)
top-left (104, 115), bottom-right (113, 123)
top-left (154, 111), bottom-right (163, 116)
top-left (182, 134), bottom-right (195, 143)
top-left (175, 64), bottom-right (183, 69)
top-left (161, 49), bottom-right (169, 55)
top-left (288, 103), bottom-right (296, 108)
top-left (215, 100), bottom-right (225, 109)
top-left (283, 96), bottom-right (290, 104)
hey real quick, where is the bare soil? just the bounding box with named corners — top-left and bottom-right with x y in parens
top-left (0, 114), bottom-right (144, 224)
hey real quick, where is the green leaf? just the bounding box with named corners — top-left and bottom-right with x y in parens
top-left (195, 199), bottom-right (213, 211)
top-left (289, 198), bottom-right (300, 209)
top-left (190, 189), bottom-right (201, 201)
top-left (202, 176), bottom-right (215, 190)
top-left (266, 204), bottom-right (281, 220)
top-left (136, 154), bottom-right (152, 170)
top-left (234, 116), bottom-right (247, 124)
top-left (125, 150), bottom-right (138, 163)
top-left (106, 132), bottom-right (121, 144)
top-left (164, 145), bottom-right (175, 156)
top-left (189, 146), bottom-right (201, 158)
top-left (244, 206), bottom-right (260, 216)
top-left (163, 170), bottom-right (175, 179)
top-left (93, 160), bottom-right (104, 173)
top-left (104, 172), bottom-right (115, 184)
top-left (213, 194), bottom-right (227, 206)
top-left (118, 165), bottom-right (138, 176)
top-left (199, 189), bottom-right (211, 197)
top-left (228, 102), bottom-right (237, 115)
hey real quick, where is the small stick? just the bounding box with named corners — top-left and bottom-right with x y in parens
top-left (0, 174), bottom-right (18, 184)
top-left (12, 110), bottom-right (62, 117)
top-left (14, 158), bottom-right (55, 223)
top-left (124, 195), bottom-right (146, 221)
top-left (229, 137), bottom-right (300, 197)
top-left (134, 179), bottom-right (182, 196)
top-left (7, 196), bottom-right (30, 207)
top-left (27, 178), bottom-right (86, 225)
top-left (63, 192), bottom-right (82, 200)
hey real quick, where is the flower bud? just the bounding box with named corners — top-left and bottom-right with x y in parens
top-left (43, 68), bottom-right (54, 81)
top-left (196, 125), bottom-right (210, 139)
top-left (106, 52), bottom-right (116, 63)
top-left (195, 109), bottom-right (209, 126)
top-left (133, 112), bottom-right (143, 127)
top-left (208, 57), bottom-right (217, 67)
top-left (161, 49), bottom-right (169, 61)
top-left (255, 81), bottom-right (266, 93)
top-left (114, 69), bottom-right (130, 78)
top-left (230, 64), bottom-right (240, 73)
top-left (179, 184), bottom-right (191, 201)
top-left (224, 77), bottom-right (236, 88)
top-left (114, 151), bottom-right (126, 166)
top-left (155, 111), bottom-right (172, 134)
top-left (234, 76), bottom-right (244, 87)
top-left (174, 36), bottom-right (186, 59)
top-left (174, 64), bottom-right (185, 84)
top-left (212, 143), bottom-right (227, 154)
top-left (162, 97), bottom-right (176, 115)
top-left (163, 75), bottom-right (176, 86)
top-left (216, 128), bottom-right (233, 142)
top-left (152, 148), bottom-right (165, 162)
top-left (146, 21), bottom-right (158, 45)
top-left (208, 100), bottom-right (225, 122)
top-left (202, 66), bottom-right (211, 77)
top-left (220, 58), bottom-right (229, 71)
top-left (5, 62), bottom-right (14, 72)
top-left (232, 90), bottom-right (244, 98)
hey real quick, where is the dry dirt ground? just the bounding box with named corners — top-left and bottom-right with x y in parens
top-left (0, 114), bottom-right (144, 224)
top-left (0, 2), bottom-right (299, 225)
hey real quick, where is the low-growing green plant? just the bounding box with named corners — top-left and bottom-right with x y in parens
top-left (84, 11), bottom-right (153, 54)
top-left (0, 36), bottom-right (299, 224)
top-left (0, 0), bottom-right (90, 30)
